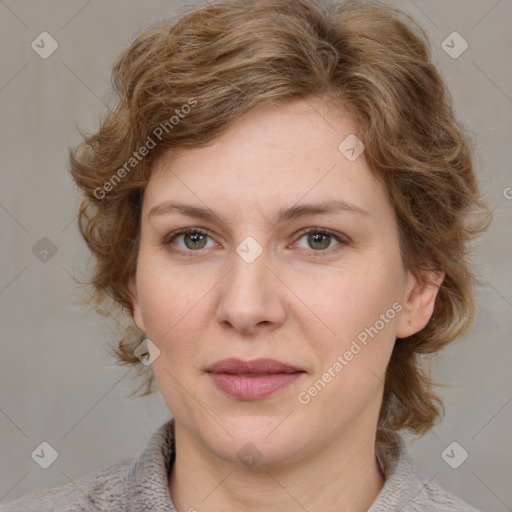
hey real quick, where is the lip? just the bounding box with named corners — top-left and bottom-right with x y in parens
top-left (206, 358), bottom-right (305, 400)
top-left (207, 358), bottom-right (303, 375)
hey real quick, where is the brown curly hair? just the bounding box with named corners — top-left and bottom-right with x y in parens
top-left (68, 0), bottom-right (491, 436)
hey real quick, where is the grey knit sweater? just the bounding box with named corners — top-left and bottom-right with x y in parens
top-left (0, 419), bottom-right (480, 511)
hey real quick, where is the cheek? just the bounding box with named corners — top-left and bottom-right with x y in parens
top-left (308, 265), bottom-right (399, 339)
top-left (302, 267), bottom-right (402, 398)
top-left (135, 255), bottom-right (215, 355)
top-left (299, 274), bottom-right (400, 414)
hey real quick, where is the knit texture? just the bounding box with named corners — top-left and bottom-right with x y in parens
top-left (1, 419), bottom-right (480, 512)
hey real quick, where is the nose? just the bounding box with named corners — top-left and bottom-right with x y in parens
top-left (215, 248), bottom-right (287, 335)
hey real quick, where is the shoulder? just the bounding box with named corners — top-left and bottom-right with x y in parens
top-left (370, 428), bottom-right (481, 512)
top-left (0, 419), bottom-right (176, 512)
top-left (0, 459), bottom-right (132, 512)
top-left (404, 472), bottom-right (481, 512)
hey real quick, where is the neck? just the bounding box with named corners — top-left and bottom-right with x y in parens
top-left (169, 421), bottom-right (385, 512)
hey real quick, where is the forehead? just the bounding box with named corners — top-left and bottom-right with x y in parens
top-left (145, 98), bottom-right (390, 223)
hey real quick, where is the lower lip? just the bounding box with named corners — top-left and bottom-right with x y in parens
top-left (208, 372), bottom-right (304, 400)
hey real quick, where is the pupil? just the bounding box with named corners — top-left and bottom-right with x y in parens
top-left (309, 233), bottom-right (330, 250)
top-left (185, 232), bottom-right (206, 250)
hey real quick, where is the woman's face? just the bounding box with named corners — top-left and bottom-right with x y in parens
top-left (129, 98), bottom-right (439, 467)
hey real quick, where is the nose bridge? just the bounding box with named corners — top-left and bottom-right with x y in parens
top-left (216, 241), bottom-right (286, 333)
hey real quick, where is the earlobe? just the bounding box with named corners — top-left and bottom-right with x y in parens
top-left (127, 276), bottom-right (146, 332)
top-left (396, 269), bottom-right (445, 338)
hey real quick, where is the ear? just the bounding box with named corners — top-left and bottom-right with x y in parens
top-left (395, 268), bottom-right (445, 338)
top-left (127, 276), bottom-right (146, 333)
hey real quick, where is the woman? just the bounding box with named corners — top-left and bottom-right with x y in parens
top-left (2, 0), bottom-right (491, 510)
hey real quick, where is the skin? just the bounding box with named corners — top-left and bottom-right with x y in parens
top-left (128, 97), bottom-right (444, 512)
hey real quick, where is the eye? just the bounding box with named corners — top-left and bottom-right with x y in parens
top-left (163, 227), bottom-right (348, 257)
top-left (163, 228), bottom-right (217, 253)
top-left (293, 227), bottom-right (347, 255)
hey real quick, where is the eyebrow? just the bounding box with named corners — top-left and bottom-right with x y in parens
top-left (148, 199), bottom-right (371, 226)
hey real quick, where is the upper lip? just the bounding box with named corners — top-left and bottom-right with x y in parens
top-left (206, 358), bottom-right (304, 375)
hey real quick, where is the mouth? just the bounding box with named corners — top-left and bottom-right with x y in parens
top-left (206, 358), bottom-right (304, 375)
top-left (206, 358), bottom-right (306, 400)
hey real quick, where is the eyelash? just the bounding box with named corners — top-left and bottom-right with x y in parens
top-left (162, 227), bottom-right (348, 258)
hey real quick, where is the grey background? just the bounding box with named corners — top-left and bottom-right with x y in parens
top-left (0, 0), bottom-right (511, 510)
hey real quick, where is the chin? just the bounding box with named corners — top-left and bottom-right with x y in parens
top-left (199, 414), bottom-right (312, 469)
